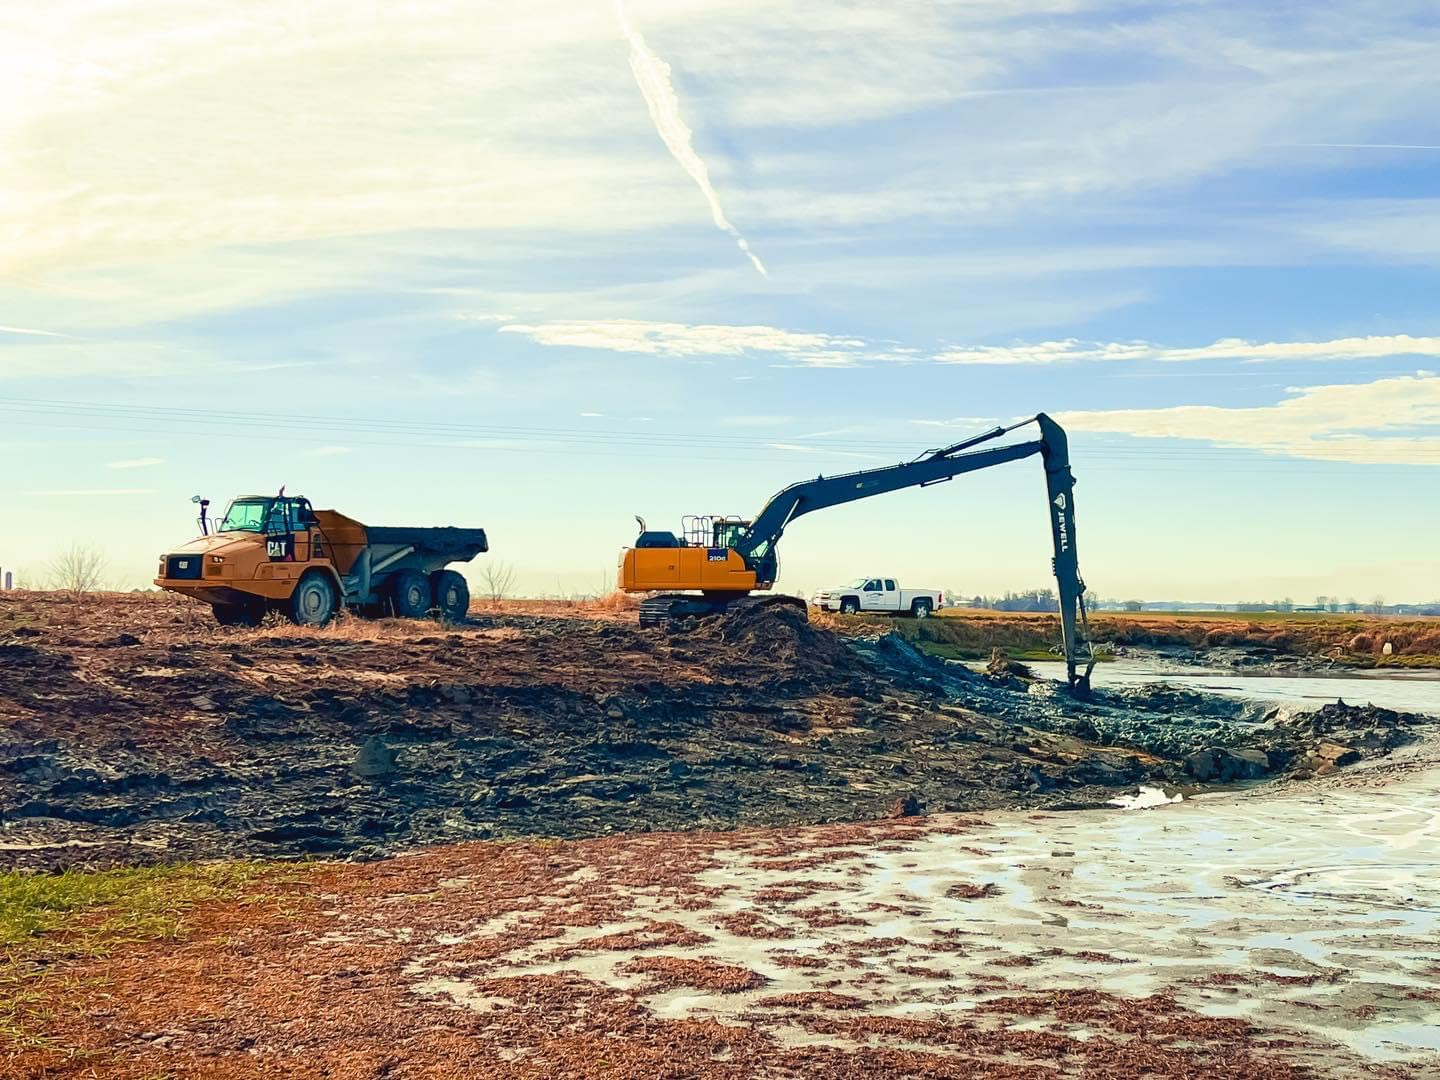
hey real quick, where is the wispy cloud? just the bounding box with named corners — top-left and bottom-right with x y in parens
top-left (106, 457), bottom-right (165, 469)
top-left (503, 319), bottom-right (869, 366)
top-left (1060, 373), bottom-right (1440, 465)
top-left (0, 324), bottom-right (69, 338)
top-left (767, 442), bottom-right (881, 460)
top-left (505, 320), bottom-right (1440, 371)
top-left (933, 334), bottom-right (1440, 366)
top-left (1284, 143), bottom-right (1440, 151)
top-left (616, 1), bottom-right (767, 278)
top-left (27, 488), bottom-right (158, 496)
top-left (909, 416), bottom-right (1000, 428)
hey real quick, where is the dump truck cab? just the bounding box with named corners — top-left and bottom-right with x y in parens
top-left (156, 492), bottom-right (488, 628)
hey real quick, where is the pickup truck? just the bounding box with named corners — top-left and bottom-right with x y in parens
top-left (812, 578), bottom-right (942, 618)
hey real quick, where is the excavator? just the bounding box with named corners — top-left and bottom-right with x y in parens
top-left (619, 413), bottom-right (1097, 695)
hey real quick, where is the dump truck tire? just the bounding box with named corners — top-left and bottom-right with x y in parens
top-left (431, 569), bottom-right (469, 622)
top-left (389, 569), bottom-right (432, 619)
top-left (213, 601), bottom-right (264, 627)
top-left (290, 571), bottom-right (338, 626)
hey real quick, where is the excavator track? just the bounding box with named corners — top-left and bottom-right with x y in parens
top-left (639, 593), bottom-right (808, 628)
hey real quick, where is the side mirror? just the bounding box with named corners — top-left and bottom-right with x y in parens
top-left (191, 495), bottom-right (203, 504)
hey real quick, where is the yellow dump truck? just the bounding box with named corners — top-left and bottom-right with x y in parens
top-left (155, 492), bottom-right (488, 627)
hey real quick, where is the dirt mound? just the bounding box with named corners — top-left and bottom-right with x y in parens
top-left (1, 591), bottom-right (1431, 871)
top-left (700, 602), bottom-right (853, 672)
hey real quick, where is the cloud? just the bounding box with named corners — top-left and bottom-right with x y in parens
top-left (505, 320), bottom-right (1440, 371)
top-left (909, 416), bottom-right (1000, 429)
top-left (106, 457), bottom-right (165, 469)
top-left (1284, 143), bottom-right (1440, 151)
top-left (933, 334), bottom-right (1440, 366)
top-left (615, 1), bottom-right (767, 278)
top-left (767, 442), bottom-right (881, 460)
top-left (0, 324), bottom-right (68, 338)
top-left (502, 319), bottom-right (870, 367)
top-left (27, 488), bottom-right (158, 496)
top-left (1059, 373), bottom-right (1440, 465)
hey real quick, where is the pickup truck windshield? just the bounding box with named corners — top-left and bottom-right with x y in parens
top-left (845, 577), bottom-right (870, 588)
top-left (218, 499), bottom-right (270, 533)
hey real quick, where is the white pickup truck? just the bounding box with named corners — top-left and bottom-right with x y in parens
top-left (812, 577), bottom-right (943, 618)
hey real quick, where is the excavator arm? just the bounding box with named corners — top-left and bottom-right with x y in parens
top-left (736, 413), bottom-right (1095, 694)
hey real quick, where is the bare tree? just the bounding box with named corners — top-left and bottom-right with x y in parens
top-left (480, 561), bottom-right (517, 602)
top-left (48, 545), bottom-right (108, 597)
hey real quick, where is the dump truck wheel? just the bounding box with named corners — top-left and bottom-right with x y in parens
top-left (431, 569), bottom-right (469, 622)
top-left (290, 571), bottom-right (338, 626)
top-left (213, 601), bottom-right (264, 627)
top-left (389, 570), bottom-right (432, 619)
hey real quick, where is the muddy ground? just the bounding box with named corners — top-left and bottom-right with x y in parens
top-left (1, 593), bottom-right (1433, 871)
top-left (10, 753), bottom-right (1440, 1079)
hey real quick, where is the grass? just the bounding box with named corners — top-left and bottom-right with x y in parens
top-left (0, 861), bottom-right (283, 1048)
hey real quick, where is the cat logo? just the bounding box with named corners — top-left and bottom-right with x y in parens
top-left (267, 540), bottom-right (288, 558)
top-left (1053, 493), bottom-right (1067, 510)
top-left (177, 560), bottom-right (190, 570)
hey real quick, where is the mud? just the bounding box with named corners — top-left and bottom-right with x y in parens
top-left (1, 593), bottom-right (1433, 871)
top-left (12, 752), bottom-right (1440, 1078)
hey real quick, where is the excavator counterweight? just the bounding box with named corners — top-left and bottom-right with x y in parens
top-left (619, 413), bottom-right (1097, 695)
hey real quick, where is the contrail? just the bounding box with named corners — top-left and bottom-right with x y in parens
top-left (616, 1), bottom-right (768, 278)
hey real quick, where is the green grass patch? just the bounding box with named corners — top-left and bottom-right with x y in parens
top-left (0, 861), bottom-right (284, 1048)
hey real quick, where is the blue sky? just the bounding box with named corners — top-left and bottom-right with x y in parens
top-left (1, 0), bottom-right (1438, 603)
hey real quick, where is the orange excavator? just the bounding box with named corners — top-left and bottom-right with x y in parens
top-left (619, 414), bottom-right (1096, 694)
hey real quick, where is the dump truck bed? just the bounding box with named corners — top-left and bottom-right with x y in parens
top-left (365, 527), bottom-right (489, 558)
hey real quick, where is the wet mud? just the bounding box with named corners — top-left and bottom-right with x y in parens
top-left (13, 756), bottom-right (1440, 1078)
top-left (1, 593), bottom-right (1433, 870)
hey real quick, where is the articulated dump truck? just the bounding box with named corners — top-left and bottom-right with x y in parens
top-left (155, 492), bottom-right (488, 627)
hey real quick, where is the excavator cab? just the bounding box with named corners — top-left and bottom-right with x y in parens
top-left (682, 515), bottom-right (749, 550)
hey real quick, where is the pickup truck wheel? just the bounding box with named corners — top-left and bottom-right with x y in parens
top-left (431, 569), bottom-right (469, 622)
top-left (839, 597), bottom-right (860, 615)
top-left (389, 569), bottom-right (433, 619)
top-left (290, 571), bottom-right (338, 626)
top-left (213, 600), bottom-right (265, 627)
top-left (910, 598), bottom-right (933, 619)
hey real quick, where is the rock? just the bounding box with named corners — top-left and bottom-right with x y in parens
top-left (605, 701), bottom-right (626, 720)
top-left (351, 736), bottom-right (398, 779)
top-left (111, 633), bottom-right (141, 647)
top-left (1314, 741), bottom-right (1361, 767)
top-left (888, 794), bottom-right (925, 818)
top-left (985, 649), bottom-right (1033, 680)
top-left (1183, 747), bottom-right (1270, 782)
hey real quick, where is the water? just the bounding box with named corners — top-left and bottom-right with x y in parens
top-left (410, 751), bottom-right (1440, 1070)
top-left (1026, 659), bottom-right (1440, 715)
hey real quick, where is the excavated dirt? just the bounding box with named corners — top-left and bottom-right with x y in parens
top-left (1, 593), bottom-right (1432, 871)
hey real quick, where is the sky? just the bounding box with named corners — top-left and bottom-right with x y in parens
top-left (2, 0), bottom-right (1439, 604)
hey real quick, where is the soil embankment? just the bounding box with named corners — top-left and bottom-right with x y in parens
top-left (1, 593), bottom-right (1432, 870)
top-left (885, 608), bottom-right (1440, 670)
